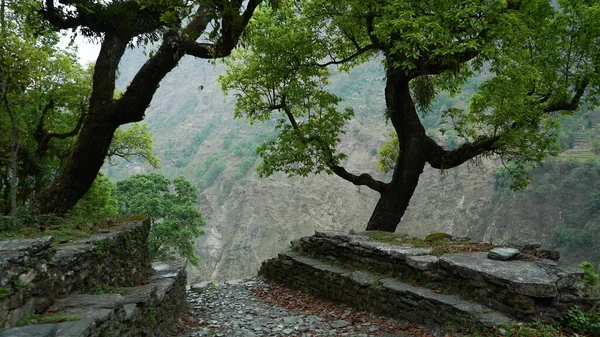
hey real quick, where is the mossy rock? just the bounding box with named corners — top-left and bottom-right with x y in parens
top-left (425, 232), bottom-right (453, 242)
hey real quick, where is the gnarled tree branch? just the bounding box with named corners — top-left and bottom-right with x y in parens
top-left (426, 134), bottom-right (500, 169)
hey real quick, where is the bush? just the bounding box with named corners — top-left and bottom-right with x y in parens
top-left (564, 308), bottom-right (600, 335)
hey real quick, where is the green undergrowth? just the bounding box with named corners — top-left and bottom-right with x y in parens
top-left (17, 314), bottom-right (80, 326)
top-left (449, 308), bottom-right (600, 337)
top-left (92, 285), bottom-right (131, 295)
top-left (0, 223), bottom-right (98, 245)
top-left (362, 231), bottom-right (498, 257)
top-left (0, 215), bottom-right (147, 246)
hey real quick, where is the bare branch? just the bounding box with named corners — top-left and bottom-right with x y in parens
top-left (331, 166), bottom-right (387, 193)
top-left (426, 134), bottom-right (500, 169)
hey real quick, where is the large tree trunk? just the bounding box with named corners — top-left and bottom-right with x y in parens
top-left (366, 68), bottom-right (427, 232)
top-left (33, 115), bottom-right (119, 215)
top-left (33, 33), bottom-right (129, 216)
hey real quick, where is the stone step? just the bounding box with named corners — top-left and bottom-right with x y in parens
top-left (292, 231), bottom-right (589, 321)
top-left (260, 250), bottom-right (515, 333)
top-left (0, 260), bottom-right (186, 337)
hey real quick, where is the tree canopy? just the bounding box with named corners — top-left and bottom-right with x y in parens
top-left (116, 173), bottom-right (204, 265)
top-left (22, 0), bottom-right (263, 216)
top-left (221, 0), bottom-right (600, 232)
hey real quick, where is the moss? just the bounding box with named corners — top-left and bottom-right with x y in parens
top-left (0, 287), bottom-right (11, 299)
top-left (0, 223), bottom-right (97, 246)
top-left (364, 231), bottom-right (409, 243)
top-left (18, 314), bottom-right (80, 326)
top-left (94, 240), bottom-right (114, 256)
top-left (146, 306), bottom-right (156, 328)
top-left (425, 232), bottom-right (453, 241)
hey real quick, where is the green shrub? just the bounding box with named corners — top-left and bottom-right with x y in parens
top-left (563, 308), bottom-right (600, 335)
top-left (578, 261), bottom-right (600, 293)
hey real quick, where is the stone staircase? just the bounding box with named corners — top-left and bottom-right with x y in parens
top-left (259, 231), bottom-right (593, 333)
top-left (0, 217), bottom-right (187, 337)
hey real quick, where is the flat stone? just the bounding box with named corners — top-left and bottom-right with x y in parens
top-left (354, 241), bottom-right (431, 260)
top-left (56, 308), bottom-right (113, 326)
top-left (406, 255), bottom-right (439, 271)
top-left (191, 281), bottom-right (212, 291)
top-left (440, 252), bottom-right (559, 297)
top-left (54, 318), bottom-right (95, 337)
top-left (0, 237), bottom-right (53, 254)
top-left (349, 271), bottom-right (376, 287)
top-left (150, 278), bottom-right (175, 301)
top-left (475, 311), bottom-right (514, 328)
top-left (52, 244), bottom-right (94, 267)
top-left (330, 320), bottom-right (350, 328)
top-left (151, 260), bottom-right (186, 280)
top-left (121, 283), bottom-right (156, 306)
top-left (0, 324), bottom-right (57, 337)
top-left (50, 294), bottom-right (124, 311)
top-left (488, 248), bottom-right (520, 261)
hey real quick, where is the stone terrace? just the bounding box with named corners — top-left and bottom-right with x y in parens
top-left (259, 231), bottom-right (595, 333)
top-left (0, 217), bottom-right (187, 337)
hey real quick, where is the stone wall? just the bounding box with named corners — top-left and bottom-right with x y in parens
top-left (0, 216), bottom-right (187, 337)
top-left (260, 231), bottom-right (598, 332)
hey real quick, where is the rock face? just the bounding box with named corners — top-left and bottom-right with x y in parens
top-left (262, 231), bottom-right (596, 325)
top-left (0, 217), bottom-right (187, 337)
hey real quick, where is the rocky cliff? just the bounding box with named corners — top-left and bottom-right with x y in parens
top-left (110, 50), bottom-right (600, 282)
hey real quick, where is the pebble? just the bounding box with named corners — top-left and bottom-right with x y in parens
top-left (177, 278), bottom-right (417, 337)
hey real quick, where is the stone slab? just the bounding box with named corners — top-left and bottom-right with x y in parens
top-left (0, 237), bottom-right (53, 255)
top-left (49, 294), bottom-right (124, 311)
top-left (440, 252), bottom-right (563, 298)
top-left (121, 284), bottom-right (156, 306)
top-left (54, 319), bottom-right (95, 337)
top-left (349, 271), bottom-right (377, 287)
top-left (150, 278), bottom-right (175, 301)
top-left (355, 241), bottom-right (432, 260)
top-left (0, 324), bottom-right (57, 337)
top-left (150, 260), bottom-right (186, 280)
top-left (406, 255), bottom-right (439, 271)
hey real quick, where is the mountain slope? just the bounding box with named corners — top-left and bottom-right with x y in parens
top-left (110, 50), bottom-right (600, 282)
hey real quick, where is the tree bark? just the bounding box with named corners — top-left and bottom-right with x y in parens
top-left (366, 68), bottom-right (427, 232)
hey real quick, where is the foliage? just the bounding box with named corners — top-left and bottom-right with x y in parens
top-left (220, 0), bottom-right (600, 231)
top-left (377, 132), bottom-right (399, 173)
top-left (17, 314), bottom-right (80, 327)
top-left (116, 174), bottom-right (204, 265)
top-left (108, 123), bottom-right (160, 168)
top-left (578, 261), bottom-right (600, 294)
top-left (563, 308), bottom-right (600, 336)
top-left (69, 173), bottom-right (118, 224)
top-left (220, 2), bottom-right (354, 177)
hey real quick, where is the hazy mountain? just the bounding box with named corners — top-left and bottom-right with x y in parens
top-left (109, 50), bottom-right (600, 282)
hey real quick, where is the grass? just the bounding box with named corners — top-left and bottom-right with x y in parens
top-left (0, 214), bottom-right (148, 246)
top-left (364, 231), bottom-right (497, 257)
top-left (0, 224), bottom-right (97, 245)
top-left (17, 314), bottom-right (80, 326)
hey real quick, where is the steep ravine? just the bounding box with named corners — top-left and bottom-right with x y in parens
top-left (111, 51), bottom-right (600, 283)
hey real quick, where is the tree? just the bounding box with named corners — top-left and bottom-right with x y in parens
top-left (116, 174), bottom-right (204, 265)
top-left (0, 1), bottom-right (161, 221)
top-left (221, 0), bottom-right (600, 232)
top-left (31, 0), bottom-right (264, 215)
